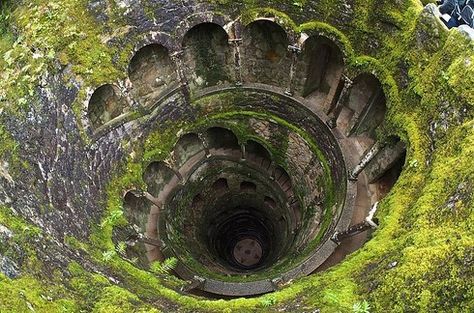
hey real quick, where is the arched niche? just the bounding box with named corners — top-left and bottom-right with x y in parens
top-left (192, 193), bottom-right (204, 208)
top-left (212, 178), bottom-right (229, 193)
top-left (240, 181), bottom-right (257, 193)
top-left (273, 165), bottom-right (293, 195)
top-left (128, 44), bottom-right (177, 107)
top-left (297, 36), bottom-right (344, 107)
top-left (343, 74), bottom-right (387, 137)
top-left (365, 136), bottom-right (406, 193)
top-left (241, 20), bottom-right (291, 87)
top-left (204, 127), bottom-right (240, 151)
top-left (120, 191), bottom-right (153, 268)
top-left (123, 191), bottom-right (149, 230)
top-left (182, 23), bottom-right (233, 89)
top-left (172, 133), bottom-right (205, 168)
top-left (245, 140), bottom-right (272, 167)
top-left (143, 161), bottom-right (178, 198)
top-left (264, 196), bottom-right (277, 209)
top-left (88, 84), bottom-right (128, 129)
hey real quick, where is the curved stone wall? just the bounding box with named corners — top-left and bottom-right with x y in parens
top-left (10, 1), bottom-right (474, 311)
top-left (81, 15), bottom-right (390, 297)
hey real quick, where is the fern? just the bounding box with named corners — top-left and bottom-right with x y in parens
top-left (353, 300), bottom-right (371, 313)
top-left (150, 257), bottom-right (178, 274)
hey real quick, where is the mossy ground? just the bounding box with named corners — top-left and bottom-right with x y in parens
top-left (0, 0), bottom-right (473, 312)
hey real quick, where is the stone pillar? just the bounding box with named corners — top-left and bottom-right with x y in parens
top-left (349, 141), bottom-right (384, 181)
top-left (170, 50), bottom-right (191, 103)
top-left (198, 132), bottom-right (211, 157)
top-left (181, 276), bottom-right (206, 292)
top-left (229, 38), bottom-right (243, 86)
top-left (326, 75), bottom-right (353, 129)
top-left (285, 44), bottom-right (302, 96)
top-left (331, 202), bottom-right (379, 244)
top-left (268, 162), bottom-right (276, 180)
top-left (364, 140), bottom-right (406, 183)
top-left (164, 159), bottom-right (184, 183)
top-left (240, 143), bottom-right (246, 160)
top-left (143, 191), bottom-right (163, 208)
top-left (346, 87), bottom-right (383, 137)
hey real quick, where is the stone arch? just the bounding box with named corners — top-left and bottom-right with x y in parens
top-left (347, 55), bottom-right (400, 109)
top-left (172, 132), bottom-right (205, 168)
top-left (125, 32), bottom-right (175, 66)
top-left (121, 191), bottom-right (155, 268)
top-left (128, 44), bottom-right (177, 107)
top-left (240, 181), bottom-right (257, 193)
top-left (182, 22), bottom-right (233, 89)
top-left (143, 161), bottom-right (179, 198)
top-left (273, 165), bottom-right (293, 196)
top-left (299, 23), bottom-right (354, 63)
top-left (244, 139), bottom-right (272, 166)
top-left (342, 73), bottom-right (387, 137)
top-left (174, 12), bottom-right (233, 42)
top-left (87, 84), bottom-right (128, 130)
top-left (297, 35), bottom-right (344, 106)
top-left (212, 178), bottom-right (230, 194)
top-left (241, 19), bottom-right (292, 87)
top-left (264, 196), bottom-right (277, 209)
top-left (242, 13), bottom-right (298, 43)
top-left (204, 127), bottom-right (240, 151)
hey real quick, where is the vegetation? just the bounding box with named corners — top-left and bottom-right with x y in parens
top-left (0, 0), bottom-right (473, 312)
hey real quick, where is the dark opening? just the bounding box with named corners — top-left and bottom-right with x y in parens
top-left (207, 207), bottom-right (275, 271)
top-left (240, 181), bottom-right (257, 192)
top-left (212, 178), bottom-right (229, 193)
top-left (182, 23), bottom-right (232, 88)
top-left (241, 20), bottom-right (291, 86)
top-left (301, 36), bottom-right (343, 97)
top-left (205, 127), bottom-right (240, 150)
top-left (128, 44), bottom-right (176, 106)
top-left (88, 84), bottom-right (127, 129)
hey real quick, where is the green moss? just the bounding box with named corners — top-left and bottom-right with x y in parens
top-left (93, 286), bottom-right (161, 313)
top-left (0, 274), bottom-right (77, 313)
top-left (349, 55), bottom-right (401, 109)
top-left (299, 21), bottom-right (355, 58)
top-left (241, 7), bottom-right (298, 31)
top-left (0, 124), bottom-right (21, 171)
top-left (1, 0), bottom-right (473, 312)
top-left (13, 0), bottom-right (126, 86)
top-left (0, 206), bottom-right (42, 237)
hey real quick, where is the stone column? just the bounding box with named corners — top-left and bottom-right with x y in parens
top-left (285, 44), bottom-right (302, 96)
top-left (164, 159), bottom-right (184, 183)
top-left (331, 202), bottom-right (379, 244)
top-left (240, 143), bottom-right (246, 161)
top-left (229, 38), bottom-right (243, 86)
top-left (326, 75), bottom-right (353, 129)
top-left (143, 191), bottom-right (163, 208)
top-left (268, 162), bottom-right (276, 180)
top-left (170, 50), bottom-right (191, 103)
top-left (364, 140), bottom-right (406, 183)
top-left (198, 132), bottom-right (211, 157)
top-left (349, 141), bottom-right (384, 181)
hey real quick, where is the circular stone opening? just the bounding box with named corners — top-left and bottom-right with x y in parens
top-left (233, 238), bottom-right (263, 268)
top-left (211, 209), bottom-right (271, 271)
top-left (135, 100), bottom-right (355, 296)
